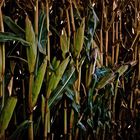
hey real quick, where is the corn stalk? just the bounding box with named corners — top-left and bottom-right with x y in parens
top-left (25, 16), bottom-right (37, 140)
top-left (0, 0), bottom-right (5, 110)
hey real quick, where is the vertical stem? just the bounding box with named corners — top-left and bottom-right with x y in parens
top-left (115, 21), bottom-right (119, 64)
top-left (105, 30), bottom-right (108, 66)
top-left (75, 60), bottom-right (81, 105)
top-left (44, 2), bottom-right (51, 138)
top-left (130, 70), bottom-right (136, 110)
top-left (119, 12), bottom-right (122, 42)
top-left (34, 0), bottom-right (38, 36)
top-left (69, 109), bottom-right (74, 140)
top-left (46, 1), bottom-right (50, 62)
top-left (44, 88), bottom-right (51, 140)
top-left (100, 0), bottom-right (104, 66)
top-left (130, 91), bottom-right (133, 110)
top-left (70, 0), bottom-right (75, 33)
top-left (47, 108), bottom-right (51, 139)
top-left (138, 49), bottom-right (140, 81)
top-left (28, 1), bottom-right (38, 139)
top-left (44, 101), bottom-right (48, 140)
top-left (100, 29), bottom-right (103, 66)
top-left (66, 9), bottom-right (71, 37)
top-left (135, 0), bottom-right (138, 29)
top-left (112, 22), bottom-right (115, 65)
top-left (113, 77), bottom-right (119, 123)
top-left (64, 99), bottom-right (67, 138)
top-left (105, 6), bottom-right (108, 66)
top-left (112, 0), bottom-right (115, 65)
top-left (0, 3), bottom-right (5, 110)
top-left (134, 45), bottom-right (138, 61)
top-left (28, 74), bottom-right (34, 140)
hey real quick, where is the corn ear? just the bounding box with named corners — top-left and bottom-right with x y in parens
top-left (60, 28), bottom-right (70, 58)
top-left (52, 57), bottom-right (60, 70)
top-left (74, 18), bottom-right (85, 58)
top-left (32, 56), bottom-right (47, 107)
top-left (96, 72), bottom-right (115, 90)
top-left (47, 56), bottom-right (69, 95)
top-left (115, 65), bottom-right (128, 77)
top-left (25, 16), bottom-right (37, 73)
top-left (0, 97), bottom-right (17, 134)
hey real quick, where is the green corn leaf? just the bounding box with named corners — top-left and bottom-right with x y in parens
top-left (74, 18), bottom-right (85, 58)
top-left (115, 65), bottom-right (129, 77)
top-left (32, 56), bottom-right (47, 107)
top-left (65, 87), bottom-right (75, 101)
top-left (0, 32), bottom-right (29, 46)
top-left (96, 72), bottom-right (115, 90)
top-left (60, 28), bottom-right (70, 58)
top-left (4, 16), bottom-right (25, 37)
top-left (38, 11), bottom-right (47, 54)
top-left (8, 120), bottom-right (31, 140)
top-left (47, 56), bottom-right (69, 95)
top-left (48, 66), bottom-right (76, 108)
top-left (25, 16), bottom-right (37, 73)
top-left (0, 97), bottom-right (17, 134)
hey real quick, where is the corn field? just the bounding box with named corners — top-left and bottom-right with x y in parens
top-left (0, 0), bottom-right (140, 140)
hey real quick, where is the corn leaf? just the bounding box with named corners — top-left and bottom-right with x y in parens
top-left (4, 16), bottom-right (25, 37)
top-left (74, 18), bottom-right (85, 58)
top-left (38, 11), bottom-right (47, 54)
top-left (25, 16), bottom-right (37, 73)
top-left (0, 97), bottom-right (17, 134)
top-left (32, 56), bottom-right (47, 107)
top-left (8, 120), bottom-right (31, 140)
top-left (47, 56), bottom-right (69, 95)
top-left (0, 32), bottom-right (29, 46)
top-left (48, 66), bottom-right (76, 108)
